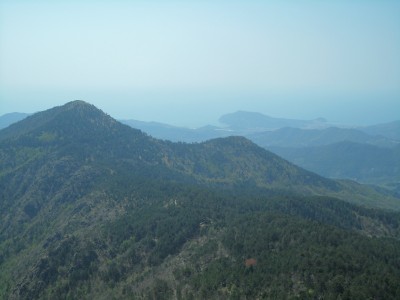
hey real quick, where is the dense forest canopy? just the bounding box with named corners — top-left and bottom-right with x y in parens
top-left (1, 101), bottom-right (400, 299)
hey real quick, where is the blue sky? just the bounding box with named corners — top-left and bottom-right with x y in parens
top-left (0, 1), bottom-right (399, 126)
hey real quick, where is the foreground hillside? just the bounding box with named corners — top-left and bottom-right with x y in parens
top-left (1, 101), bottom-right (400, 299)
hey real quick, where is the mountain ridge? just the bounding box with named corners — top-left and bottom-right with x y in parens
top-left (360, 120), bottom-right (400, 140)
top-left (250, 126), bottom-right (397, 148)
top-left (1, 101), bottom-right (398, 209)
top-left (3, 108), bottom-right (398, 145)
top-left (219, 110), bottom-right (328, 131)
top-left (272, 141), bottom-right (400, 192)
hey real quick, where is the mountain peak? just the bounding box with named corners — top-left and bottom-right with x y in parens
top-left (58, 100), bottom-right (105, 117)
top-left (0, 101), bottom-right (122, 142)
top-left (63, 100), bottom-right (92, 109)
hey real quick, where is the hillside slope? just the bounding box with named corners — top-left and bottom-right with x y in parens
top-left (1, 101), bottom-right (400, 299)
top-left (272, 142), bottom-right (400, 193)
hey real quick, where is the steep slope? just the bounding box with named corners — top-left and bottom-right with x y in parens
top-left (0, 101), bottom-right (164, 227)
top-left (1, 101), bottom-right (400, 299)
top-left (165, 137), bottom-right (399, 209)
top-left (166, 136), bottom-right (337, 191)
top-left (0, 101), bottom-right (147, 146)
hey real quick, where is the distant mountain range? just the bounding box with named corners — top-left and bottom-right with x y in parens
top-left (120, 111), bottom-right (333, 143)
top-left (120, 111), bottom-right (400, 146)
top-left (3, 110), bottom-right (398, 146)
top-left (360, 120), bottom-right (400, 140)
top-left (119, 113), bottom-right (400, 192)
top-left (249, 126), bottom-right (398, 148)
top-left (1, 101), bottom-right (400, 299)
top-left (0, 112), bottom-right (30, 129)
top-left (272, 142), bottom-right (400, 193)
top-left (219, 110), bottom-right (328, 131)
top-left (120, 119), bottom-right (229, 143)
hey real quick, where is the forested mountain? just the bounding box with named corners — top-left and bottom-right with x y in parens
top-left (118, 117), bottom-right (400, 192)
top-left (1, 101), bottom-right (400, 299)
top-left (1, 101), bottom-right (396, 209)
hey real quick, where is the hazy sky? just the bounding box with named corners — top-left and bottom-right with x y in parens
top-left (1, 0), bottom-right (399, 127)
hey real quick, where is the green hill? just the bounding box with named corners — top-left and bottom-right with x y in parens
top-left (1, 101), bottom-right (400, 299)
